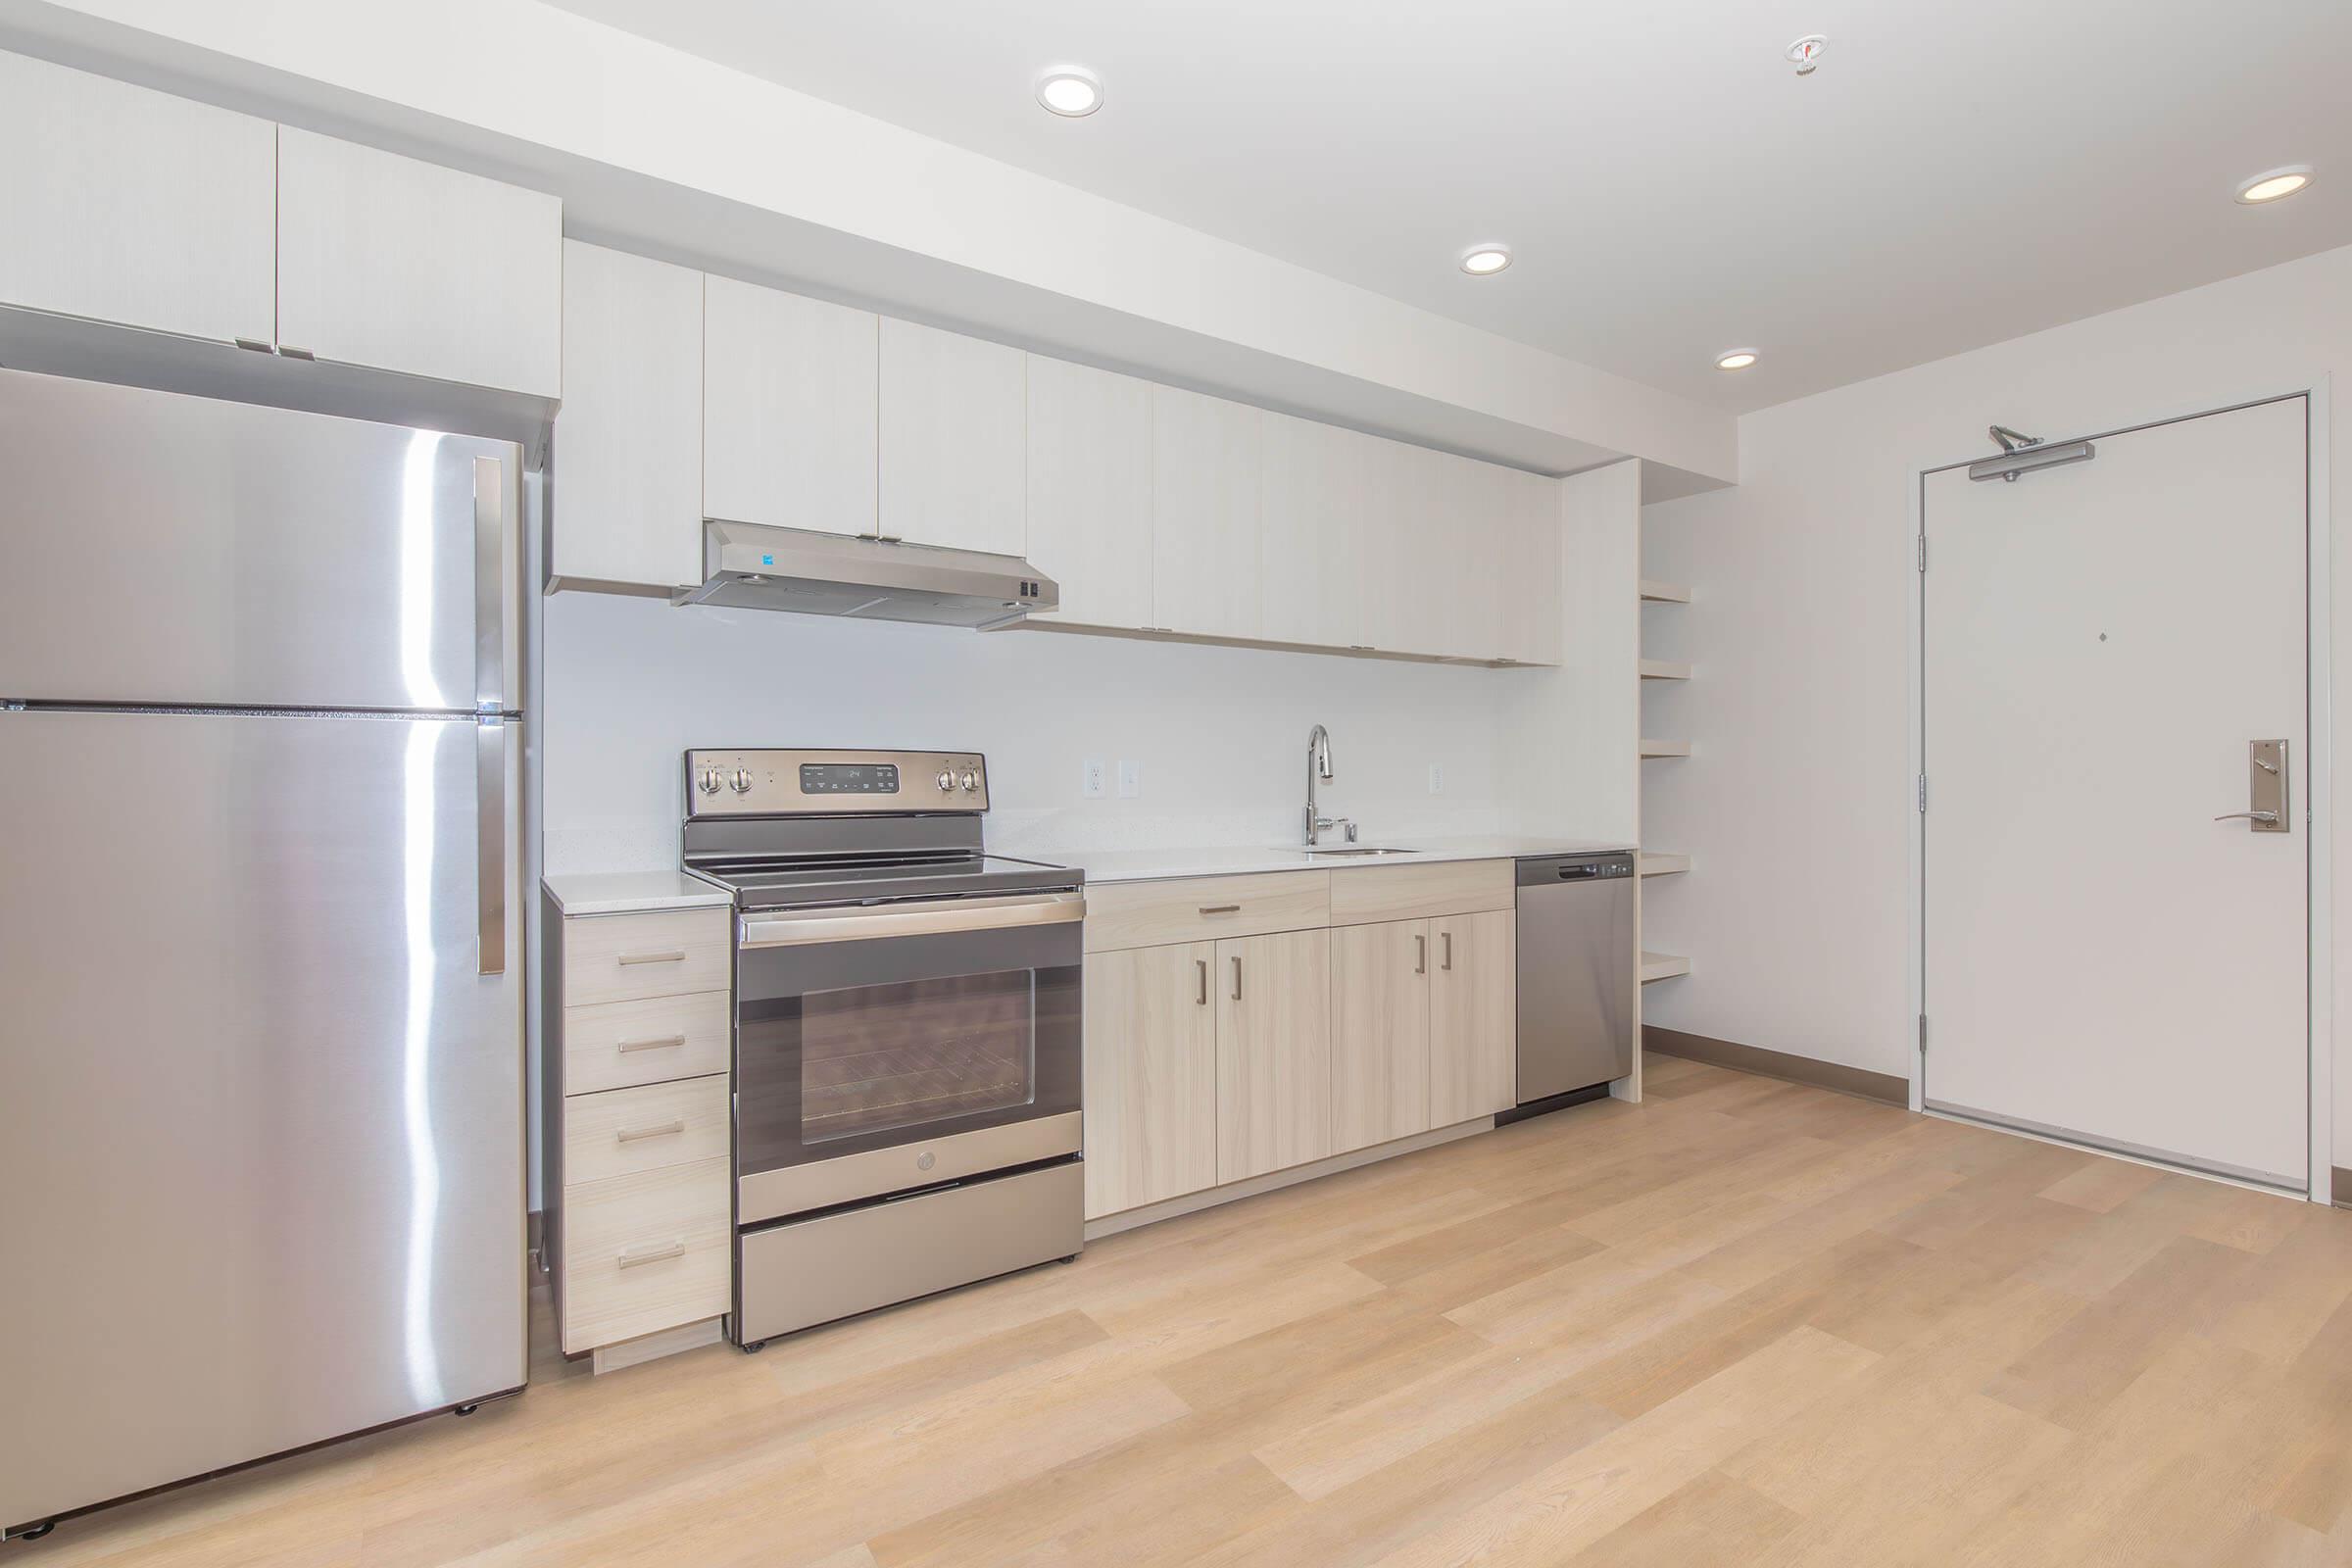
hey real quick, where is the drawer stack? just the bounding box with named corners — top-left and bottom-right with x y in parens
top-left (546, 903), bottom-right (733, 1357)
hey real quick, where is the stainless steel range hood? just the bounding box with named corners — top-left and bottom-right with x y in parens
top-left (676, 519), bottom-right (1057, 629)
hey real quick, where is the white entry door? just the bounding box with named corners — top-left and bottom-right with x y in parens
top-left (1922, 396), bottom-right (2309, 1189)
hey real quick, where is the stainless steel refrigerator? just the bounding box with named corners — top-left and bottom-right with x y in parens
top-left (0, 368), bottom-right (527, 1533)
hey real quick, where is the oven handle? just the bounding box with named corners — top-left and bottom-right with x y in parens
top-left (739, 889), bottom-right (1086, 949)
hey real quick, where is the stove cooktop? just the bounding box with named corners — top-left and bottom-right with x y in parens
top-left (693, 851), bottom-right (1080, 911)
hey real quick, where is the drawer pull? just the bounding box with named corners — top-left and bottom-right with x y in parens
top-left (616, 949), bottom-right (687, 966)
top-left (615, 1119), bottom-right (686, 1144)
top-left (1198, 904), bottom-right (1242, 915)
top-left (616, 1239), bottom-right (685, 1269)
top-left (616, 1033), bottom-right (688, 1054)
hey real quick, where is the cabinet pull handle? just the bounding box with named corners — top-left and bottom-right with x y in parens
top-left (616, 1033), bottom-right (687, 1054)
top-left (617, 949), bottom-right (687, 965)
top-left (1442, 931), bottom-right (1453, 971)
top-left (1198, 904), bottom-right (1242, 915)
top-left (1232, 955), bottom-right (1244, 1002)
top-left (1415, 934), bottom-right (1427, 975)
top-left (1197, 957), bottom-right (1208, 1005)
top-left (615, 1119), bottom-right (686, 1143)
top-left (616, 1239), bottom-right (684, 1268)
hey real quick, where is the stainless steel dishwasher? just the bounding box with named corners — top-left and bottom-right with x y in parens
top-left (1515, 852), bottom-right (1638, 1105)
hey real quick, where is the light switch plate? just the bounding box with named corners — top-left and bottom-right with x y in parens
top-left (1081, 760), bottom-right (1107, 799)
top-left (1116, 760), bottom-right (1142, 798)
top-left (1428, 762), bottom-right (1445, 794)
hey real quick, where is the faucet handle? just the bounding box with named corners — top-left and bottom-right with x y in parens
top-left (1346, 820), bottom-right (1359, 843)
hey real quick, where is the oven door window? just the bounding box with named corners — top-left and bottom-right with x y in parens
top-left (737, 919), bottom-right (1082, 1176)
top-left (801, 968), bottom-right (1035, 1144)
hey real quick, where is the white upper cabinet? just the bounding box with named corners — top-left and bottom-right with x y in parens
top-left (1261, 413), bottom-right (1381, 650)
top-left (553, 241), bottom-right (703, 592)
top-left (1025, 356), bottom-right (1152, 628)
top-left (276, 128), bottom-right (560, 397)
top-left (1151, 387), bottom-right (1262, 641)
top-left (880, 318), bottom-right (1026, 557)
top-left (1500, 469), bottom-right (1563, 664)
top-left (703, 275), bottom-right (878, 538)
top-left (0, 52), bottom-right (274, 347)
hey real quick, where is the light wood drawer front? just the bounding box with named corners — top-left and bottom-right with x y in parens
top-left (562, 1156), bottom-right (730, 1353)
top-left (1083, 871), bottom-right (1330, 953)
top-left (564, 991), bottom-right (732, 1095)
top-left (563, 908), bottom-right (731, 1005)
top-left (564, 1076), bottom-right (730, 1186)
top-left (1328, 859), bottom-right (1512, 925)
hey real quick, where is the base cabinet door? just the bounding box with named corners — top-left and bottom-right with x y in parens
top-left (1084, 943), bottom-right (1218, 1218)
top-left (1215, 929), bottom-right (1333, 1184)
top-left (1331, 919), bottom-right (1431, 1154)
top-left (1429, 910), bottom-right (1516, 1124)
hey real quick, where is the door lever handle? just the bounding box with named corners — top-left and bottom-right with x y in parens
top-left (2214, 811), bottom-right (2280, 824)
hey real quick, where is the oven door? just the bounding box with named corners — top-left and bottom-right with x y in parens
top-left (734, 889), bottom-right (1083, 1224)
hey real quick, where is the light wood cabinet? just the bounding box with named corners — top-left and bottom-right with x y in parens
top-left (880, 318), bottom-right (1025, 556)
top-left (1331, 918), bottom-right (1433, 1154)
top-left (1215, 930), bottom-right (1333, 1183)
top-left (1082, 942), bottom-right (1219, 1219)
top-left (553, 241), bottom-right (703, 590)
top-left (0, 52), bottom-right (275, 348)
top-left (275, 127), bottom-right (561, 397)
top-left (702, 274), bottom-right (879, 539)
top-left (1152, 386), bottom-right (1262, 640)
top-left (1429, 910), bottom-right (1517, 1124)
top-left (1026, 356), bottom-right (1152, 627)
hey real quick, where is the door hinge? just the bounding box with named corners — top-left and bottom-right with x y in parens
top-left (1917, 535), bottom-right (1927, 572)
top-left (1918, 1014), bottom-right (1929, 1053)
top-left (1916, 774), bottom-right (1928, 811)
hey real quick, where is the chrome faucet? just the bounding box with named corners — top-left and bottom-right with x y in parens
top-left (1304, 724), bottom-right (1357, 847)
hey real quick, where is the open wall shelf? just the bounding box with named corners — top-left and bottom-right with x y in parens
top-left (1639, 738), bottom-right (1690, 759)
top-left (1639, 578), bottom-right (1691, 604)
top-left (1638, 852), bottom-right (1690, 877)
top-left (1640, 951), bottom-right (1691, 983)
top-left (1639, 659), bottom-right (1690, 681)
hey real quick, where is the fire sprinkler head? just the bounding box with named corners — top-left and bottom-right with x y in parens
top-left (1787, 34), bottom-right (1828, 74)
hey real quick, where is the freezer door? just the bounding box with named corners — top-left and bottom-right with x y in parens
top-left (0, 709), bottom-right (524, 1528)
top-left (0, 367), bottom-right (519, 712)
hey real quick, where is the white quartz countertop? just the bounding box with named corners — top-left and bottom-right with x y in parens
top-left (542, 870), bottom-right (733, 916)
top-left (1031, 836), bottom-right (1638, 885)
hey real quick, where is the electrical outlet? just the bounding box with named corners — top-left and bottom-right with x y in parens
top-left (1428, 762), bottom-right (1445, 794)
top-left (1081, 760), bottom-right (1107, 799)
top-left (1116, 760), bottom-right (1142, 799)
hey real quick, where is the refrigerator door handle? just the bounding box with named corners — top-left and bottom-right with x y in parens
top-left (476, 713), bottom-right (507, 976)
top-left (472, 455), bottom-right (509, 713)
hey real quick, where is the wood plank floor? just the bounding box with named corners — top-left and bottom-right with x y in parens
top-left (26, 1053), bottom-right (2352, 1565)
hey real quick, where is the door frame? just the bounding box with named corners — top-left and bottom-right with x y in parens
top-left (1906, 377), bottom-right (2334, 1201)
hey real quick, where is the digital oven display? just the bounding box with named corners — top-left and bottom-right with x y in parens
top-left (798, 762), bottom-right (901, 796)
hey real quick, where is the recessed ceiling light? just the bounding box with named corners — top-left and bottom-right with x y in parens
top-left (1459, 244), bottom-right (1513, 276)
top-left (2235, 166), bottom-right (2313, 204)
top-left (1715, 349), bottom-right (1760, 371)
top-left (1035, 66), bottom-right (1102, 118)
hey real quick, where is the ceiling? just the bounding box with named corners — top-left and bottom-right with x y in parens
top-left (542, 0), bottom-right (2352, 414)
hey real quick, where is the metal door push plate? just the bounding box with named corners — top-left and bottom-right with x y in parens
top-left (2215, 739), bottom-right (2289, 833)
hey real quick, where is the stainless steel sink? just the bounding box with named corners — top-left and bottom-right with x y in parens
top-left (1301, 846), bottom-right (1420, 858)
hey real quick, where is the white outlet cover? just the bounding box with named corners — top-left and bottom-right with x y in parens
top-left (1116, 760), bottom-right (1142, 798)
top-left (1081, 760), bottom-right (1107, 799)
top-left (1428, 762), bottom-right (1445, 794)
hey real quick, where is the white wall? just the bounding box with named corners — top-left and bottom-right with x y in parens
top-left (543, 594), bottom-right (1548, 876)
top-left (1638, 241), bottom-right (2351, 1161)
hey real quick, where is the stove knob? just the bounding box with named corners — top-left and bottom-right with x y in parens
top-left (936, 769), bottom-right (955, 793)
top-left (697, 766), bottom-right (721, 796)
top-left (730, 768), bottom-right (753, 795)
top-left (958, 769), bottom-right (980, 793)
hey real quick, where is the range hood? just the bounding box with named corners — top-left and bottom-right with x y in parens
top-left (676, 519), bottom-right (1057, 629)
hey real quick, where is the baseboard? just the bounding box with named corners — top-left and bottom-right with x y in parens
top-left (1083, 1118), bottom-right (1494, 1242)
top-left (2334, 1166), bottom-right (2352, 1210)
top-left (589, 1316), bottom-right (725, 1375)
top-left (1642, 1025), bottom-right (1908, 1107)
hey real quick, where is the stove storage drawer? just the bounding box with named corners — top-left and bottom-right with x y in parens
top-left (559, 1155), bottom-right (731, 1353)
top-left (561, 906), bottom-right (731, 1006)
top-left (1082, 870), bottom-right (1330, 954)
top-left (562, 989), bottom-right (733, 1095)
top-left (564, 1075), bottom-right (731, 1186)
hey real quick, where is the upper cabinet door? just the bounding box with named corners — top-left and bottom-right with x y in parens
top-left (552, 242), bottom-right (704, 592)
top-left (275, 127), bottom-right (562, 397)
top-left (879, 318), bottom-right (1025, 557)
top-left (1261, 412), bottom-right (1380, 650)
top-left (1501, 469), bottom-right (1563, 665)
top-left (1151, 387), bottom-right (1261, 641)
top-left (0, 52), bottom-right (273, 347)
top-left (1025, 356), bottom-right (1151, 628)
top-left (703, 275), bottom-right (878, 539)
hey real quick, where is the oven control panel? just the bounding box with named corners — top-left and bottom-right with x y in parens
top-left (685, 749), bottom-right (988, 815)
